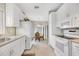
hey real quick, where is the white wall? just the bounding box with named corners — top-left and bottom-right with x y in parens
top-left (16, 21), bottom-right (34, 38)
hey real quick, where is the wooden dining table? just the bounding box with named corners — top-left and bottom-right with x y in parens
top-left (32, 35), bottom-right (44, 41)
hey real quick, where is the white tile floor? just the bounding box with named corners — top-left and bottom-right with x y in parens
top-left (23, 39), bottom-right (55, 56)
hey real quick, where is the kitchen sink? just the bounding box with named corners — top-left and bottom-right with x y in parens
top-left (0, 37), bottom-right (11, 43)
top-left (6, 38), bottom-right (11, 41)
top-left (0, 38), bottom-right (5, 43)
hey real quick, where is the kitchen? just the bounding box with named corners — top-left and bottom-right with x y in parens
top-left (49, 3), bottom-right (79, 56)
top-left (0, 3), bottom-right (79, 56)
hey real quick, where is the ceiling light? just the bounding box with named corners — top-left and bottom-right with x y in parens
top-left (37, 24), bottom-right (42, 27)
top-left (34, 5), bottom-right (39, 9)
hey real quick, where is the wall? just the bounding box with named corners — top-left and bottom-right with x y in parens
top-left (16, 21), bottom-right (34, 38)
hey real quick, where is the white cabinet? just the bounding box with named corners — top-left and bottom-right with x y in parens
top-left (19, 36), bottom-right (25, 54)
top-left (72, 42), bottom-right (79, 56)
top-left (0, 4), bottom-right (5, 34)
top-left (48, 12), bottom-right (58, 48)
top-left (0, 44), bottom-right (10, 56)
top-left (9, 36), bottom-right (25, 56)
top-left (54, 36), bottom-right (70, 56)
top-left (56, 4), bottom-right (79, 28)
top-left (70, 15), bottom-right (79, 27)
top-left (0, 11), bottom-right (4, 34)
top-left (10, 39), bottom-right (21, 56)
top-left (6, 3), bottom-right (21, 27)
top-left (25, 37), bottom-right (32, 49)
top-left (49, 12), bottom-right (57, 35)
top-left (49, 35), bottom-right (56, 48)
top-left (56, 4), bottom-right (69, 28)
top-left (0, 36), bottom-right (25, 56)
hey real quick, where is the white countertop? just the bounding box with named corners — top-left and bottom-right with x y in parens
top-left (71, 39), bottom-right (79, 44)
top-left (56, 35), bottom-right (79, 44)
top-left (64, 34), bottom-right (79, 39)
top-left (0, 35), bottom-right (25, 47)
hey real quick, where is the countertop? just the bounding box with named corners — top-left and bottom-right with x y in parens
top-left (0, 35), bottom-right (25, 47)
top-left (71, 39), bottom-right (79, 44)
top-left (55, 35), bottom-right (75, 39)
top-left (56, 35), bottom-right (79, 44)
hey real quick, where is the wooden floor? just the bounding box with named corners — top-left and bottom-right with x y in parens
top-left (23, 40), bottom-right (55, 56)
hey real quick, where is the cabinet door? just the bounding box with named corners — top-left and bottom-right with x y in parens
top-left (0, 44), bottom-right (10, 56)
top-left (19, 36), bottom-right (25, 54)
top-left (0, 11), bottom-right (3, 34)
top-left (72, 42), bottom-right (79, 56)
top-left (10, 39), bottom-right (21, 56)
top-left (10, 37), bottom-right (25, 56)
top-left (6, 3), bottom-right (20, 27)
top-left (49, 35), bottom-right (56, 48)
top-left (56, 4), bottom-right (69, 28)
top-left (6, 4), bottom-right (14, 27)
top-left (13, 4), bottom-right (20, 27)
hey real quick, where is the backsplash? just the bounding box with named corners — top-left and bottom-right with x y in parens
top-left (6, 27), bottom-right (16, 36)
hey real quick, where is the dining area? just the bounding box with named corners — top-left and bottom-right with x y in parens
top-left (32, 32), bottom-right (44, 42)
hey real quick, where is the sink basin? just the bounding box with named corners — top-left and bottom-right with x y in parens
top-left (6, 38), bottom-right (11, 41)
top-left (0, 38), bottom-right (11, 43)
top-left (0, 38), bottom-right (5, 43)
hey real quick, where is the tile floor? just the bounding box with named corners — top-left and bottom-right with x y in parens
top-left (23, 40), bottom-right (55, 56)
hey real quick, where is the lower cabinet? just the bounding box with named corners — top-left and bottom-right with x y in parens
top-left (10, 39), bottom-right (21, 56)
top-left (0, 36), bottom-right (25, 56)
top-left (72, 42), bottom-right (79, 56)
top-left (20, 36), bottom-right (25, 54)
top-left (25, 37), bottom-right (32, 49)
top-left (49, 35), bottom-right (56, 49)
top-left (0, 44), bottom-right (10, 56)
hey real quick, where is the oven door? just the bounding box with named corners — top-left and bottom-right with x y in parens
top-left (55, 36), bottom-right (69, 56)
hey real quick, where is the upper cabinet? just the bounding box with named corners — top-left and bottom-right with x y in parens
top-left (56, 4), bottom-right (79, 29)
top-left (6, 3), bottom-right (24, 27)
top-left (49, 12), bottom-right (57, 35)
top-left (0, 4), bottom-right (5, 34)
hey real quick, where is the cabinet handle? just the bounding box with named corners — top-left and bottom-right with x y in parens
top-left (10, 49), bottom-right (14, 56)
top-left (10, 50), bottom-right (11, 56)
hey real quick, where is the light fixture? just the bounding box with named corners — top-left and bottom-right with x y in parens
top-left (34, 5), bottom-right (39, 9)
top-left (37, 24), bottom-right (42, 27)
top-left (24, 17), bottom-right (30, 21)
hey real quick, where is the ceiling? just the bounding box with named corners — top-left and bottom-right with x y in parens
top-left (32, 21), bottom-right (48, 27)
top-left (16, 3), bottom-right (62, 21)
